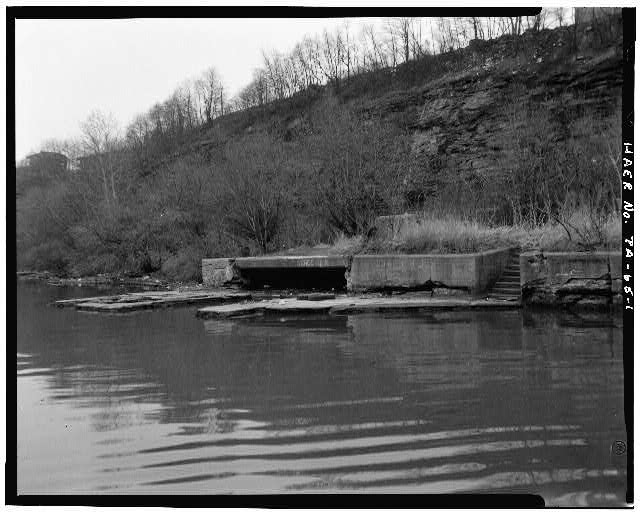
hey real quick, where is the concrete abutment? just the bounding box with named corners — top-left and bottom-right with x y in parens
top-left (203, 248), bottom-right (515, 294)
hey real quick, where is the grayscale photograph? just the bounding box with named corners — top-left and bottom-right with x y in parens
top-left (10, 6), bottom-right (632, 507)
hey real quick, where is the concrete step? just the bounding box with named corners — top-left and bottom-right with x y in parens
top-left (493, 284), bottom-right (521, 291)
top-left (494, 284), bottom-right (520, 290)
top-left (488, 288), bottom-right (520, 294)
top-left (495, 279), bottom-right (520, 285)
top-left (500, 277), bottom-right (520, 282)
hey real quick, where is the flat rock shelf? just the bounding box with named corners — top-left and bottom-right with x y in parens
top-left (196, 295), bottom-right (521, 319)
top-left (54, 290), bottom-right (252, 312)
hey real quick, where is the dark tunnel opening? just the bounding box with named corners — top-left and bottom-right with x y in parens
top-left (238, 267), bottom-right (348, 291)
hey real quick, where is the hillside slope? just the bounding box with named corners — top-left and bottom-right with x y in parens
top-left (170, 25), bottom-right (622, 220)
top-left (188, 26), bottom-right (621, 173)
top-left (16, 24), bottom-right (623, 280)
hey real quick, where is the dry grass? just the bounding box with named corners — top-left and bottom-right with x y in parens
top-left (329, 233), bottom-right (365, 255)
top-left (328, 213), bottom-right (622, 255)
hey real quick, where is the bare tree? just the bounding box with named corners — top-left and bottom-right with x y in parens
top-left (385, 19), bottom-right (399, 68)
top-left (195, 67), bottom-right (223, 126)
top-left (396, 18), bottom-right (413, 63)
top-left (362, 23), bottom-right (388, 70)
top-left (80, 110), bottom-right (122, 208)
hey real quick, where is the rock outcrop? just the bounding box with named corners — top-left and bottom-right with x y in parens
top-left (520, 251), bottom-right (622, 308)
top-left (360, 27), bottom-right (622, 196)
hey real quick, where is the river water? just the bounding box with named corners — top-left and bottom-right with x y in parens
top-left (16, 282), bottom-right (627, 504)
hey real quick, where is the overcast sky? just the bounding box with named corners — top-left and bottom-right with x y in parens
top-left (15, 17), bottom-right (389, 160)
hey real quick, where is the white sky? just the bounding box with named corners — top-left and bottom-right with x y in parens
top-left (15, 17), bottom-right (388, 160)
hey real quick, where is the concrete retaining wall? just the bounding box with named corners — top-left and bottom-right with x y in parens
top-left (520, 251), bottom-right (622, 308)
top-left (204, 248), bottom-right (514, 293)
top-left (348, 248), bottom-right (513, 293)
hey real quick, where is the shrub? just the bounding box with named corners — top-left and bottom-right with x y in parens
top-left (309, 97), bottom-right (409, 235)
top-left (221, 134), bottom-right (289, 254)
top-left (69, 253), bottom-right (121, 277)
top-left (160, 247), bottom-right (203, 282)
top-left (22, 240), bottom-right (70, 274)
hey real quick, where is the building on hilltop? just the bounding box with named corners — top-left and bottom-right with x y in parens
top-left (23, 151), bottom-right (69, 177)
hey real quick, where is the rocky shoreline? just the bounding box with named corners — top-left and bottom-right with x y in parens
top-left (16, 270), bottom-right (176, 290)
top-left (519, 251), bottom-right (623, 310)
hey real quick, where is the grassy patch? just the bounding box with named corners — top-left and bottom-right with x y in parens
top-left (329, 213), bottom-right (622, 255)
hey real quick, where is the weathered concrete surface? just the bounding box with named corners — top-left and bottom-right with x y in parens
top-left (520, 251), bottom-right (622, 308)
top-left (196, 295), bottom-right (520, 319)
top-left (349, 254), bottom-right (473, 291)
top-left (234, 255), bottom-right (350, 269)
top-left (348, 248), bottom-right (513, 293)
top-left (373, 213), bottom-right (423, 241)
top-left (204, 249), bottom-right (514, 293)
top-left (202, 258), bottom-right (237, 287)
top-left (56, 290), bottom-right (251, 312)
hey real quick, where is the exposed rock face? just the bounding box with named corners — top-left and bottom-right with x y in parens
top-left (520, 251), bottom-right (622, 308)
top-left (202, 258), bottom-right (237, 287)
top-left (361, 28), bottom-right (622, 193)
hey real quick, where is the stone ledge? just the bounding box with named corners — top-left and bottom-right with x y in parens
top-left (56, 290), bottom-right (251, 312)
top-left (233, 255), bottom-right (350, 269)
top-left (196, 295), bottom-right (521, 319)
top-left (519, 251), bottom-right (622, 309)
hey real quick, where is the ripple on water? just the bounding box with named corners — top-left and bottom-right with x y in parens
top-left (16, 283), bottom-right (626, 504)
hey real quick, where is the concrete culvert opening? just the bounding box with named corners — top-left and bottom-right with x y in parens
top-left (238, 267), bottom-right (347, 291)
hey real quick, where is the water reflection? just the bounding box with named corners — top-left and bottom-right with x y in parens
top-left (16, 282), bottom-right (626, 503)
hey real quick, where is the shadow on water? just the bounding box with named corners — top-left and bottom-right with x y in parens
top-left (16, 282), bottom-right (626, 503)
